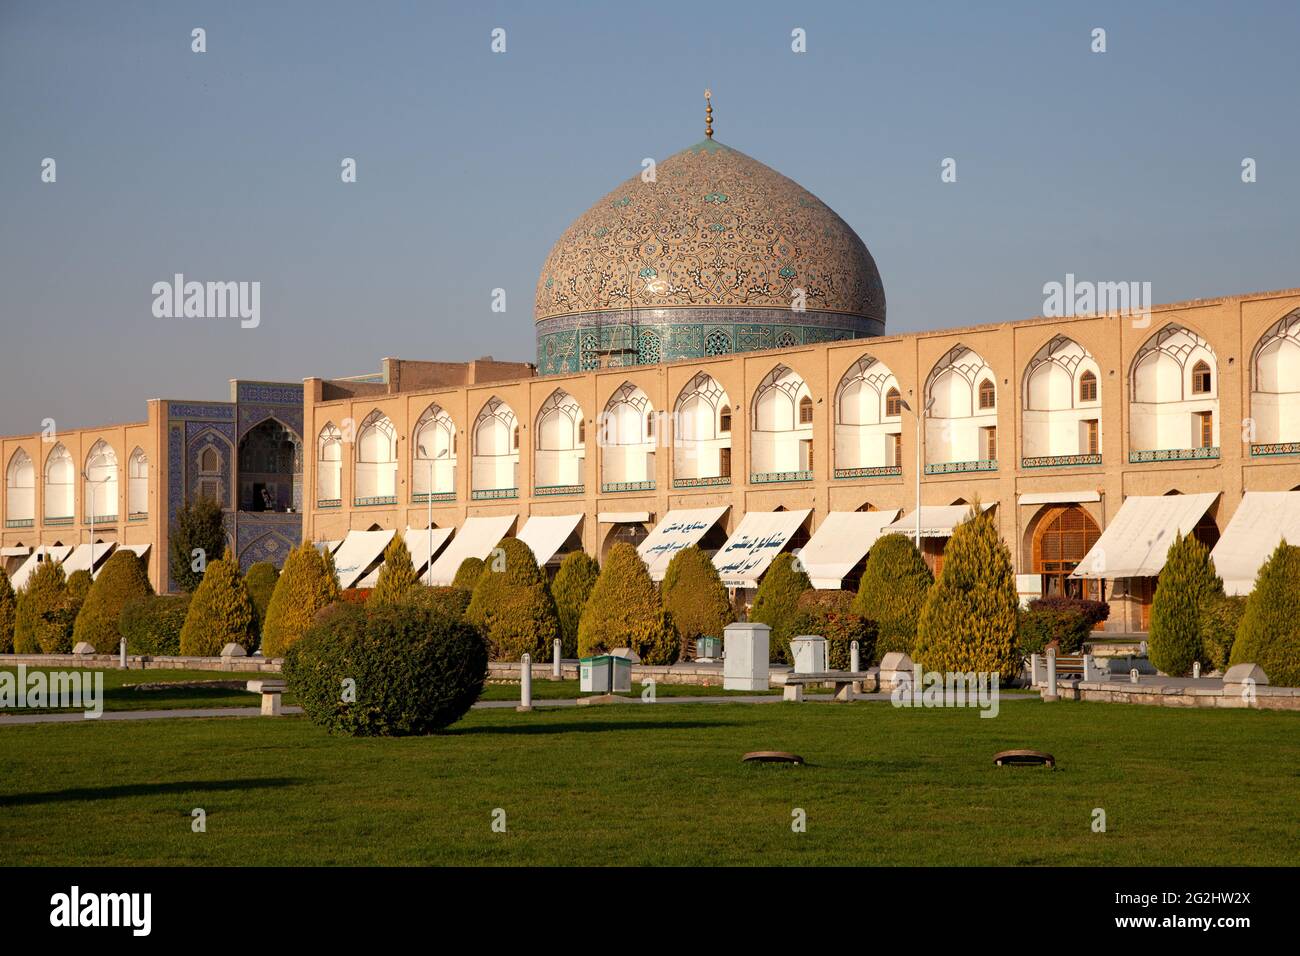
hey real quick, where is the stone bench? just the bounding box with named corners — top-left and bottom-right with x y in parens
top-left (781, 671), bottom-right (874, 703)
top-left (246, 679), bottom-right (286, 716)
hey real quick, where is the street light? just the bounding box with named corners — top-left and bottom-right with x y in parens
top-left (417, 443), bottom-right (448, 587)
top-left (81, 468), bottom-right (112, 577)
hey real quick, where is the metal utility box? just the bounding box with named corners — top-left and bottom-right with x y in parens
top-left (696, 636), bottom-right (722, 660)
top-left (789, 635), bottom-right (827, 675)
top-left (579, 655), bottom-right (632, 693)
top-left (723, 622), bottom-right (770, 691)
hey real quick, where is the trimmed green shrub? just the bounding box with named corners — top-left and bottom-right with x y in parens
top-left (119, 594), bottom-right (191, 656)
top-left (65, 570), bottom-right (93, 620)
top-left (1200, 592), bottom-right (1246, 672)
top-left (914, 506), bottom-right (1020, 682)
top-left (791, 590), bottom-right (875, 670)
top-left (465, 538), bottom-right (559, 661)
top-left (180, 551), bottom-right (255, 656)
top-left (402, 585), bottom-right (471, 619)
top-left (1148, 532), bottom-right (1221, 677)
top-left (15, 560), bottom-right (72, 654)
top-left (1018, 596), bottom-right (1108, 656)
top-left (244, 561), bottom-right (279, 640)
top-left (370, 534), bottom-right (418, 607)
top-left (750, 552), bottom-right (811, 664)
top-left (661, 545), bottom-right (732, 660)
top-left (169, 496), bottom-right (227, 592)
top-left (284, 602), bottom-right (489, 736)
top-left (452, 557), bottom-right (485, 591)
top-left (629, 609), bottom-right (680, 665)
top-left (551, 551), bottom-right (600, 659)
top-left (1229, 540), bottom-right (1300, 685)
top-left (72, 549), bottom-right (153, 653)
top-left (577, 542), bottom-right (661, 658)
top-left (0, 568), bottom-right (15, 654)
top-left (261, 542), bottom-right (341, 658)
top-left (853, 534), bottom-right (933, 661)
top-left (338, 588), bottom-right (372, 605)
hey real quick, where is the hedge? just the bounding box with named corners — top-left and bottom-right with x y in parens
top-left (179, 551), bottom-right (256, 656)
top-left (1148, 532), bottom-right (1221, 676)
top-left (1229, 540), bottom-right (1300, 685)
top-left (72, 550), bottom-right (153, 653)
top-left (660, 545), bottom-right (732, 660)
top-left (260, 542), bottom-right (341, 657)
top-left (1200, 592), bottom-right (1246, 673)
top-left (119, 594), bottom-right (191, 656)
top-left (284, 602), bottom-right (489, 736)
top-left (551, 551), bottom-right (600, 659)
top-left (1018, 596), bottom-right (1109, 656)
top-left (0, 568), bottom-right (15, 654)
top-left (464, 538), bottom-right (559, 661)
top-left (452, 557), bottom-right (485, 591)
top-left (401, 585), bottom-right (471, 619)
top-left (791, 589), bottom-right (875, 670)
top-left (853, 534), bottom-right (932, 661)
top-left (577, 542), bottom-right (662, 659)
top-left (750, 552), bottom-right (810, 664)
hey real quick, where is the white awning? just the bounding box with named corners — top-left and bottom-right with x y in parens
top-left (426, 514), bottom-right (517, 585)
top-left (799, 510), bottom-right (902, 589)
top-left (313, 539), bottom-right (342, 555)
top-left (713, 510), bottom-right (812, 588)
top-left (638, 506), bottom-right (729, 581)
top-left (1, 546), bottom-right (31, 557)
top-left (1018, 490), bottom-right (1101, 505)
top-left (516, 514), bottom-right (584, 566)
top-left (884, 503), bottom-right (995, 539)
top-left (62, 542), bottom-right (116, 576)
top-left (1210, 492), bottom-right (1300, 595)
top-left (598, 511), bottom-right (650, 524)
top-left (10, 545), bottom-right (74, 590)
top-left (1073, 492), bottom-right (1218, 579)
top-left (403, 526), bottom-right (455, 579)
top-left (333, 529), bottom-right (396, 590)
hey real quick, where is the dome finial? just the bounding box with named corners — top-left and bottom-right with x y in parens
top-left (704, 88), bottom-right (713, 139)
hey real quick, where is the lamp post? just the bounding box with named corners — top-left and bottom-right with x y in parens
top-left (896, 396), bottom-right (934, 548)
top-left (81, 469), bottom-right (111, 577)
top-left (418, 445), bottom-right (433, 586)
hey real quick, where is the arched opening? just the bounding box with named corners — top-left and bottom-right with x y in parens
top-left (673, 372), bottom-right (732, 487)
top-left (316, 423), bottom-right (342, 506)
top-left (238, 419), bottom-right (301, 512)
top-left (925, 345), bottom-right (998, 472)
top-left (751, 365), bottom-right (813, 480)
top-left (471, 398), bottom-right (519, 498)
top-left (127, 448), bottom-right (148, 518)
top-left (5, 449), bottom-right (35, 526)
top-left (1130, 324), bottom-right (1219, 460)
top-left (600, 382), bottom-right (655, 492)
top-left (1022, 335), bottom-right (1102, 466)
top-left (1031, 505), bottom-right (1103, 601)
top-left (412, 404), bottom-right (457, 500)
top-left (1249, 308), bottom-right (1300, 454)
top-left (43, 444), bottom-right (74, 522)
top-left (83, 440), bottom-right (119, 522)
top-left (534, 389), bottom-right (585, 492)
top-left (354, 410), bottom-right (397, 505)
top-left (834, 355), bottom-right (902, 476)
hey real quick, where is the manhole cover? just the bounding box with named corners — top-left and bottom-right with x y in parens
top-left (993, 749), bottom-right (1055, 767)
top-left (742, 751), bottom-right (804, 764)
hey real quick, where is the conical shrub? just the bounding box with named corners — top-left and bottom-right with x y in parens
top-left (750, 552), bottom-right (811, 664)
top-left (853, 533), bottom-right (933, 661)
top-left (661, 545), bottom-right (732, 659)
top-left (180, 550), bottom-right (256, 656)
top-left (14, 560), bottom-right (72, 654)
top-left (244, 561), bottom-right (279, 641)
top-left (551, 551), bottom-right (600, 659)
top-left (1148, 531), bottom-right (1221, 676)
top-left (577, 542), bottom-right (661, 658)
top-left (464, 538), bottom-right (559, 661)
top-left (371, 534), bottom-right (418, 607)
top-left (261, 542), bottom-right (341, 657)
top-left (1228, 539), bottom-right (1300, 685)
top-left (72, 549), bottom-right (153, 653)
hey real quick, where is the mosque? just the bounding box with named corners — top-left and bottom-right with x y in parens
top-left (4, 99), bottom-right (1299, 633)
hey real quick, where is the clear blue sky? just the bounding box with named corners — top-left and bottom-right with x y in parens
top-left (2, 0), bottom-right (1297, 434)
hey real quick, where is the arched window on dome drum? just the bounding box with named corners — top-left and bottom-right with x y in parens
top-left (1191, 360), bottom-right (1212, 395)
top-left (1079, 370), bottom-right (1097, 403)
top-left (978, 379), bottom-right (996, 410)
top-left (885, 388), bottom-right (901, 418)
top-left (1032, 505), bottom-right (1103, 603)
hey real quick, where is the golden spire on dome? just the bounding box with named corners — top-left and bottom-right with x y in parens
top-left (704, 88), bottom-right (713, 139)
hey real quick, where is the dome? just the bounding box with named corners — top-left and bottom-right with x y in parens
top-left (534, 137), bottom-right (885, 374)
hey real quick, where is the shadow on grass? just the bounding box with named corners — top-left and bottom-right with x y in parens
top-left (0, 777), bottom-right (300, 808)
top-left (445, 720), bottom-right (735, 736)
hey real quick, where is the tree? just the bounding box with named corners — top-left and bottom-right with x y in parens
top-left (65, 569), bottom-right (93, 621)
top-left (72, 549), bottom-right (154, 653)
top-left (792, 590), bottom-right (875, 670)
top-left (853, 534), bottom-right (933, 660)
top-left (1148, 531), bottom-right (1221, 677)
top-left (465, 538), bottom-right (559, 661)
top-left (1200, 592), bottom-right (1247, 673)
top-left (169, 496), bottom-right (227, 592)
top-left (452, 557), bottom-right (485, 591)
top-left (913, 506), bottom-right (1020, 682)
top-left (1229, 540), bottom-right (1300, 686)
top-left (750, 552), bottom-right (811, 664)
top-left (0, 568), bottom-right (15, 654)
top-left (661, 545), bottom-right (732, 660)
top-left (14, 560), bottom-right (73, 654)
top-left (629, 608), bottom-right (680, 666)
top-left (260, 542), bottom-right (341, 657)
top-left (180, 550), bottom-right (256, 656)
top-left (551, 551), bottom-right (600, 659)
top-left (577, 542), bottom-right (661, 658)
top-left (244, 561), bottom-right (280, 641)
top-left (371, 534), bottom-right (418, 607)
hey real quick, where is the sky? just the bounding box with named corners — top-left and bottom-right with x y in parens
top-left (1, 0), bottom-right (1298, 435)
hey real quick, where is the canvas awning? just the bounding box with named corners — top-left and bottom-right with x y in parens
top-left (62, 542), bottom-right (116, 576)
top-left (403, 526), bottom-right (455, 581)
top-left (0, 546), bottom-right (30, 557)
top-left (1210, 492), bottom-right (1300, 595)
top-left (333, 529), bottom-right (396, 590)
top-left (426, 514), bottom-right (517, 585)
top-left (516, 514), bottom-right (584, 567)
top-left (798, 510), bottom-right (902, 589)
top-left (638, 506), bottom-right (729, 581)
top-left (713, 510), bottom-right (812, 588)
top-left (313, 539), bottom-right (342, 555)
top-left (598, 511), bottom-right (651, 524)
top-left (1018, 490), bottom-right (1101, 505)
top-left (883, 503), bottom-right (995, 539)
top-left (1072, 492), bottom-right (1218, 579)
top-left (10, 545), bottom-right (74, 590)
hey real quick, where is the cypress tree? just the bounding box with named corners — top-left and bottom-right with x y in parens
top-left (72, 549), bottom-right (153, 653)
top-left (452, 556), bottom-right (485, 591)
top-left (913, 506), bottom-right (1020, 682)
top-left (629, 608), bottom-right (681, 666)
top-left (261, 542), bottom-right (341, 657)
top-left (14, 561), bottom-right (72, 654)
top-left (168, 496), bottom-right (227, 592)
top-left (180, 550), bottom-right (256, 655)
top-left (551, 551), bottom-right (600, 659)
top-left (0, 567), bottom-right (15, 654)
top-left (371, 534), bottom-right (419, 607)
top-left (244, 561), bottom-right (280, 640)
top-left (853, 533), bottom-right (933, 661)
top-left (661, 545), bottom-right (733, 659)
top-left (464, 538), bottom-right (559, 661)
top-left (750, 552), bottom-right (811, 664)
top-left (577, 542), bottom-right (661, 658)
top-left (65, 569), bottom-right (93, 619)
top-left (1148, 531), bottom-right (1221, 676)
top-left (1229, 539), bottom-right (1300, 686)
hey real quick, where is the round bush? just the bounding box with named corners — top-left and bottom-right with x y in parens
top-left (629, 608), bottom-right (680, 665)
top-left (283, 602), bottom-right (489, 736)
top-left (551, 551), bottom-right (600, 659)
top-left (119, 594), bottom-right (192, 656)
top-left (261, 543), bottom-right (340, 658)
top-left (452, 557), bottom-right (485, 591)
top-left (14, 560), bottom-right (71, 654)
top-left (1018, 596), bottom-right (1107, 656)
top-left (578, 542), bottom-right (661, 658)
top-left (1229, 540), bottom-right (1300, 685)
top-left (179, 552), bottom-right (255, 656)
top-left (465, 538), bottom-right (559, 661)
top-left (853, 534), bottom-right (933, 661)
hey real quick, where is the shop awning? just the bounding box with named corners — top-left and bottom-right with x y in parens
top-left (1210, 492), bottom-right (1300, 595)
top-left (638, 506), bottom-right (729, 581)
top-left (516, 514), bottom-right (584, 567)
top-left (1018, 490), bottom-right (1101, 505)
top-left (333, 529), bottom-right (396, 590)
top-left (1073, 492), bottom-right (1218, 579)
top-left (62, 542), bottom-right (116, 576)
top-left (883, 503), bottom-right (995, 539)
top-left (598, 511), bottom-right (650, 524)
top-left (0, 546), bottom-right (31, 557)
top-left (313, 539), bottom-right (342, 555)
top-left (426, 514), bottom-right (517, 585)
top-left (713, 510), bottom-right (812, 588)
top-left (10, 545), bottom-right (74, 590)
top-left (799, 510), bottom-right (902, 589)
top-left (403, 526), bottom-right (455, 581)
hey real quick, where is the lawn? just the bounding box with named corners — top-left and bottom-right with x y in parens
top-left (0, 697), bottom-right (1295, 866)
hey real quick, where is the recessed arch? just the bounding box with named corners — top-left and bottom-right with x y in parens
top-left (1249, 308), bottom-right (1300, 450)
top-left (43, 443), bottom-right (74, 521)
top-left (413, 403), bottom-right (457, 499)
top-left (472, 397), bottom-right (519, 495)
top-left (535, 389), bottom-right (585, 489)
top-left (1022, 335), bottom-right (1103, 464)
top-left (1130, 324), bottom-right (1219, 457)
top-left (833, 354), bottom-right (902, 475)
top-left (925, 345), bottom-right (998, 469)
top-left (752, 364), bottom-right (813, 478)
top-left (83, 440), bottom-right (119, 522)
top-left (673, 372), bottom-right (732, 485)
top-left (600, 382), bottom-right (656, 490)
top-left (5, 448), bottom-right (35, 525)
top-left (237, 417), bottom-right (301, 512)
top-left (127, 447), bottom-right (148, 517)
top-left (316, 422), bottom-right (343, 504)
top-left (354, 410), bottom-right (397, 504)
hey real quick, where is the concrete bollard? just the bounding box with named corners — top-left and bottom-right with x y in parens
top-left (850, 640), bottom-right (860, 673)
top-left (1043, 648), bottom-right (1058, 701)
top-left (1193, 661), bottom-right (1201, 679)
top-left (119, 638), bottom-right (126, 670)
top-left (1030, 652), bottom-right (1041, 687)
top-left (553, 638), bottom-right (562, 679)
top-left (1130, 668), bottom-right (1139, 684)
top-left (517, 653), bottom-right (533, 712)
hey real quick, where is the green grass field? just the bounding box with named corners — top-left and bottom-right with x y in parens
top-left (1, 696), bottom-right (1295, 866)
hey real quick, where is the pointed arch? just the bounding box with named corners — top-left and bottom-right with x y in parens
top-left (84, 440), bottom-right (119, 522)
top-left (834, 354), bottom-right (902, 475)
top-left (5, 449), bottom-right (35, 526)
top-left (43, 443), bottom-right (74, 521)
top-left (751, 364), bottom-right (813, 479)
top-left (535, 389), bottom-right (585, 491)
top-left (672, 372), bottom-right (732, 486)
top-left (413, 403), bottom-right (457, 499)
top-left (1250, 308), bottom-right (1300, 452)
top-left (924, 345), bottom-right (998, 471)
top-left (471, 397), bottom-right (519, 497)
top-left (1021, 335), bottom-right (1103, 465)
top-left (316, 422), bottom-right (343, 505)
top-left (600, 382), bottom-right (656, 491)
top-left (127, 447), bottom-right (148, 518)
top-left (354, 410), bottom-right (397, 504)
top-left (1130, 324), bottom-right (1219, 459)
